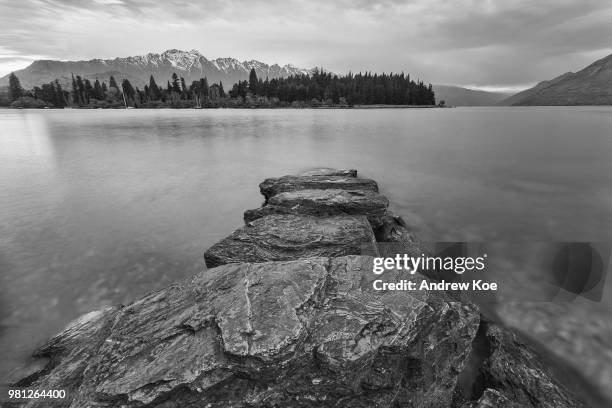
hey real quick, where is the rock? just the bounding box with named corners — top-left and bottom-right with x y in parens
top-left (374, 213), bottom-right (421, 242)
top-left (13, 256), bottom-right (480, 408)
top-left (259, 175), bottom-right (379, 202)
top-left (367, 207), bottom-right (591, 408)
top-left (243, 189), bottom-right (389, 226)
top-left (461, 388), bottom-right (521, 408)
top-left (204, 214), bottom-right (378, 268)
top-left (374, 213), bottom-right (436, 267)
top-left (479, 323), bottom-right (588, 408)
top-left (11, 307), bottom-right (122, 403)
top-left (495, 301), bottom-right (612, 407)
top-left (298, 168), bottom-right (357, 177)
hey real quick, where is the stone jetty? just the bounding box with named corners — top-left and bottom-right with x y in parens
top-left (10, 169), bottom-right (589, 407)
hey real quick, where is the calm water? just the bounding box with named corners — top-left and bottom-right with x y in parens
top-left (1, 107), bottom-right (612, 380)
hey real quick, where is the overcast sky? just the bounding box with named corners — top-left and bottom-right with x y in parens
top-left (1, 0), bottom-right (611, 91)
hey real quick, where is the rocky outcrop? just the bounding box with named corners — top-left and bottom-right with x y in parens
top-left (14, 256), bottom-right (480, 407)
top-left (452, 320), bottom-right (592, 408)
top-left (204, 214), bottom-right (378, 268)
top-left (494, 301), bottom-right (612, 407)
top-left (259, 175), bottom-right (379, 202)
top-left (478, 323), bottom-right (588, 408)
top-left (10, 168), bottom-right (594, 408)
top-left (243, 189), bottom-right (389, 226)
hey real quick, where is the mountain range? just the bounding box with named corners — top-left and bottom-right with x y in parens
top-left (0, 49), bottom-right (511, 106)
top-left (432, 85), bottom-right (511, 106)
top-left (500, 53), bottom-right (612, 105)
top-left (0, 49), bottom-right (311, 90)
top-left (4, 49), bottom-right (611, 106)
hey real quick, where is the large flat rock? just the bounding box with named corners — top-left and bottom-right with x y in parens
top-left (204, 214), bottom-right (378, 268)
top-left (244, 189), bottom-right (389, 226)
top-left (259, 175), bottom-right (379, 202)
top-left (13, 256), bottom-right (480, 407)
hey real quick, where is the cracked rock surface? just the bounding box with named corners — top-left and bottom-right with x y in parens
top-left (14, 256), bottom-right (480, 407)
top-left (244, 189), bottom-right (389, 226)
top-left (477, 323), bottom-right (589, 408)
top-left (495, 300), bottom-right (612, 406)
top-left (259, 175), bottom-right (379, 202)
top-left (204, 214), bottom-right (378, 268)
top-left (460, 388), bottom-right (521, 408)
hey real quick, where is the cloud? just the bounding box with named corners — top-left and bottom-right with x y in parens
top-left (0, 46), bottom-right (48, 77)
top-left (1, 0), bottom-right (611, 87)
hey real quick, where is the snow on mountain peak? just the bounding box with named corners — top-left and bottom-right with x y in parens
top-left (159, 49), bottom-right (206, 70)
top-left (1, 48), bottom-right (315, 89)
top-left (98, 50), bottom-right (310, 76)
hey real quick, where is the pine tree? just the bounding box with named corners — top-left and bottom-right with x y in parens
top-left (219, 81), bottom-right (225, 97)
top-left (109, 76), bottom-right (119, 89)
top-left (135, 88), bottom-right (144, 105)
top-left (248, 68), bottom-right (258, 94)
top-left (180, 77), bottom-right (188, 99)
top-left (71, 74), bottom-right (80, 104)
top-left (199, 78), bottom-right (209, 100)
top-left (76, 76), bottom-right (87, 104)
top-left (71, 74), bottom-right (81, 104)
top-left (93, 79), bottom-right (103, 100)
top-left (39, 83), bottom-right (53, 105)
top-left (149, 75), bottom-right (161, 101)
top-left (84, 79), bottom-right (93, 103)
top-left (171, 73), bottom-right (181, 93)
top-left (121, 79), bottom-right (135, 101)
top-left (54, 80), bottom-right (66, 107)
top-left (8, 72), bottom-right (23, 101)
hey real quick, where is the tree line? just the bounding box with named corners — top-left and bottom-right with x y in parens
top-left (231, 68), bottom-right (435, 106)
top-left (3, 68), bottom-right (435, 108)
top-left (66, 72), bottom-right (227, 108)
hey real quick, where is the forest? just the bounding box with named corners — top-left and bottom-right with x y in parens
top-left (2, 68), bottom-right (436, 108)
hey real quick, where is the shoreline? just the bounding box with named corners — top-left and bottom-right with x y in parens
top-left (1, 104), bottom-right (446, 110)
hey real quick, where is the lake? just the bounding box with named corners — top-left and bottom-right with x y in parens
top-left (1, 107), bottom-right (612, 381)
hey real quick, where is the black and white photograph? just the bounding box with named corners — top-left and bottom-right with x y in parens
top-left (1, 1), bottom-right (611, 407)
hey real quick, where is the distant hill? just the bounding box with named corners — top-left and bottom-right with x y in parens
top-left (433, 85), bottom-right (511, 106)
top-left (0, 49), bottom-right (312, 89)
top-left (500, 53), bottom-right (612, 105)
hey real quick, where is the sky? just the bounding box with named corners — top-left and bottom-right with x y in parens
top-left (1, 0), bottom-right (612, 92)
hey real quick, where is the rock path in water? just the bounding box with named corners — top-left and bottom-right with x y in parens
top-left (10, 169), bottom-right (591, 407)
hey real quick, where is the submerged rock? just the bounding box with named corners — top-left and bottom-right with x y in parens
top-left (259, 175), bottom-right (379, 202)
top-left (298, 168), bottom-right (357, 177)
top-left (204, 214), bottom-right (378, 268)
top-left (244, 189), bottom-right (389, 226)
top-left (478, 323), bottom-right (588, 408)
top-left (14, 256), bottom-right (480, 408)
top-left (495, 301), bottom-right (612, 406)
